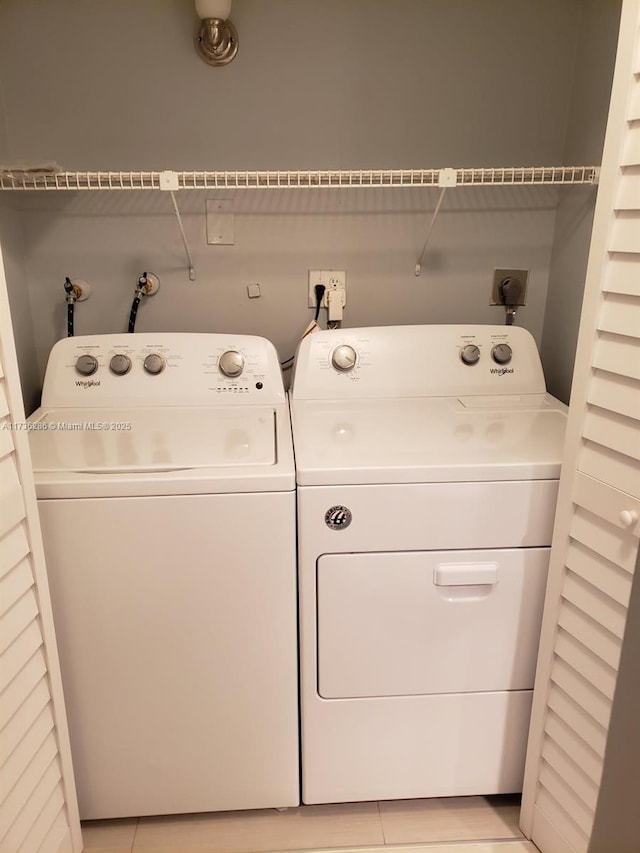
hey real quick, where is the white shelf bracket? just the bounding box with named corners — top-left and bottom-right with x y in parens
top-left (414, 168), bottom-right (457, 276)
top-left (159, 171), bottom-right (196, 281)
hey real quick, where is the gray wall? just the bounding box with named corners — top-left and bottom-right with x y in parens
top-left (540, 0), bottom-right (622, 403)
top-left (0, 204), bottom-right (40, 414)
top-left (0, 0), bottom-right (587, 392)
top-left (0, 75), bottom-right (40, 413)
top-left (0, 0), bottom-right (583, 171)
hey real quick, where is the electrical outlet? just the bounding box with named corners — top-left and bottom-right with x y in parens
top-left (308, 270), bottom-right (347, 308)
top-left (491, 268), bottom-right (528, 305)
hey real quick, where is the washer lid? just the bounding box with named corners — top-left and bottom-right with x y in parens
top-left (29, 406), bottom-right (277, 473)
top-left (291, 395), bottom-right (568, 485)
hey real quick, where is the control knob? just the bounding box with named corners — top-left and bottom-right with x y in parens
top-left (109, 354), bottom-right (132, 376)
top-left (75, 354), bottom-right (99, 376)
top-left (219, 350), bottom-right (245, 378)
top-left (144, 353), bottom-right (165, 375)
top-left (331, 344), bottom-right (357, 372)
top-left (460, 344), bottom-right (481, 365)
top-left (492, 343), bottom-right (513, 365)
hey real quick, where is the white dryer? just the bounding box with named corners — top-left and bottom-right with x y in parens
top-left (28, 333), bottom-right (299, 819)
top-left (290, 324), bottom-right (568, 805)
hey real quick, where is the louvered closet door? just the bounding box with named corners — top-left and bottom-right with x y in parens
top-left (520, 3), bottom-right (640, 852)
top-left (0, 253), bottom-right (81, 852)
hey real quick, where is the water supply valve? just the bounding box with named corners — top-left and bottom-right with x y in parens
top-left (128, 272), bottom-right (160, 333)
top-left (63, 277), bottom-right (91, 337)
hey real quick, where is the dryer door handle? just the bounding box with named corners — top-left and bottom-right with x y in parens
top-left (433, 563), bottom-right (498, 586)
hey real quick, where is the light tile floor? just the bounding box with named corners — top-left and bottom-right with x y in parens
top-left (81, 795), bottom-right (525, 853)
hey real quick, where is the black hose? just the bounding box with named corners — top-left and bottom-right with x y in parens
top-left (128, 295), bottom-right (141, 333)
top-left (64, 277), bottom-right (75, 337)
top-left (314, 283), bottom-right (325, 322)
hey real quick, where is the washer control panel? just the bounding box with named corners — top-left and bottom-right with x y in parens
top-left (291, 325), bottom-right (546, 399)
top-left (460, 343), bottom-right (514, 366)
top-left (43, 333), bottom-right (285, 407)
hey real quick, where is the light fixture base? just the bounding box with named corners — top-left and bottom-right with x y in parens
top-left (195, 17), bottom-right (238, 66)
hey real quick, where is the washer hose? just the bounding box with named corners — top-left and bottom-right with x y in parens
top-left (128, 295), bottom-right (141, 333)
top-left (128, 273), bottom-right (148, 333)
top-left (64, 277), bottom-right (75, 337)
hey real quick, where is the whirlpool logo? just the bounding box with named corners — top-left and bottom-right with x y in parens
top-left (490, 368), bottom-right (515, 376)
top-left (75, 380), bottom-right (101, 388)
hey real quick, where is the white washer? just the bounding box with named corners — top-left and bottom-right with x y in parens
top-left (290, 324), bottom-right (568, 805)
top-left (28, 333), bottom-right (299, 819)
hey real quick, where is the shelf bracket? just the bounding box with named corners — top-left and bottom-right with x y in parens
top-left (159, 171), bottom-right (196, 281)
top-left (414, 168), bottom-right (457, 276)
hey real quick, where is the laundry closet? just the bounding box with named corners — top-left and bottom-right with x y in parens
top-left (0, 2), bottom-right (638, 853)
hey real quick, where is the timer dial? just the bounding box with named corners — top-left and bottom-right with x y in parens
top-left (143, 353), bottom-right (165, 375)
top-left (75, 354), bottom-right (99, 376)
top-left (491, 343), bottom-right (513, 365)
top-left (460, 344), bottom-right (481, 365)
top-left (109, 354), bottom-right (132, 376)
top-left (331, 344), bottom-right (357, 372)
top-left (219, 350), bottom-right (245, 378)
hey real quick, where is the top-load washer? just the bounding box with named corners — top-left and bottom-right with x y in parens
top-left (28, 333), bottom-right (299, 819)
top-left (290, 324), bottom-right (568, 805)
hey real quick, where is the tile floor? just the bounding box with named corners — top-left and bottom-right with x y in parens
top-left (81, 795), bottom-right (527, 853)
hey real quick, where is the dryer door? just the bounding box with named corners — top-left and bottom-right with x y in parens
top-left (317, 548), bottom-right (549, 699)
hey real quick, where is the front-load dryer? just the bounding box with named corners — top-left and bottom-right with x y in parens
top-left (289, 324), bottom-right (568, 805)
top-left (28, 333), bottom-right (299, 819)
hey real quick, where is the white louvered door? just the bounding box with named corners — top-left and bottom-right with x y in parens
top-left (0, 250), bottom-right (81, 851)
top-left (520, 2), bottom-right (640, 852)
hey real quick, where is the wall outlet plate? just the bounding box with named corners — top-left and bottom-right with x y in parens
top-left (491, 268), bottom-right (529, 305)
top-left (308, 269), bottom-right (347, 308)
top-left (206, 199), bottom-right (234, 245)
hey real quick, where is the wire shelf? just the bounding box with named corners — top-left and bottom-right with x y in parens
top-left (0, 165), bottom-right (599, 192)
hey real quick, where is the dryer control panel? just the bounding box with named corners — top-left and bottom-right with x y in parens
top-left (291, 325), bottom-right (547, 400)
top-left (41, 333), bottom-right (286, 408)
